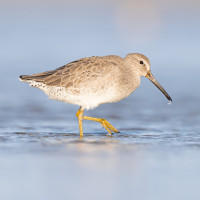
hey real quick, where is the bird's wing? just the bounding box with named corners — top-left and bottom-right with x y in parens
top-left (20, 55), bottom-right (121, 89)
top-left (44, 56), bottom-right (103, 87)
top-left (20, 58), bottom-right (91, 84)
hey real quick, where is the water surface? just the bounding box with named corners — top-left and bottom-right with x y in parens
top-left (0, 88), bottom-right (200, 200)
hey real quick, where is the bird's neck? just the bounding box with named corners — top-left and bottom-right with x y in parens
top-left (120, 65), bottom-right (141, 95)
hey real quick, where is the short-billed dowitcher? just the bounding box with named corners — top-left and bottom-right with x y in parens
top-left (19, 53), bottom-right (172, 137)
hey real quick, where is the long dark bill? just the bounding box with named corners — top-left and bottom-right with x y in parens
top-left (146, 71), bottom-right (172, 102)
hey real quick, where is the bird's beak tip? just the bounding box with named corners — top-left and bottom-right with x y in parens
top-left (145, 70), bottom-right (172, 102)
top-left (168, 98), bottom-right (172, 103)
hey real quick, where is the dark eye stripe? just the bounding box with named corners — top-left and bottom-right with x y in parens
top-left (140, 61), bottom-right (144, 65)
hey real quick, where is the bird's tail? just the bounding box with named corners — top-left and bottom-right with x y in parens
top-left (19, 70), bottom-right (55, 82)
top-left (19, 75), bottom-right (33, 82)
top-left (19, 75), bottom-right (44, 82)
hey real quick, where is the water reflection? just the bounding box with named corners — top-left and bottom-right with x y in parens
top-left (1, 128), bottom-right (200, 200)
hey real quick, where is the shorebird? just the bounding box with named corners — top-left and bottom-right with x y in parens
top-left (19, 53), bottom-right (172, 137)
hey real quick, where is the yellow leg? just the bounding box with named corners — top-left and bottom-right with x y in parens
top-left (76, 107), bottom-right (119, 136)
top-left (76, 107), bottom-right (84, 137)
top-left (83, 116), bottom-right (119, 135)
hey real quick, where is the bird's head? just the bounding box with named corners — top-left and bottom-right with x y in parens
top-left (124, 53), bottom-right (172, 102)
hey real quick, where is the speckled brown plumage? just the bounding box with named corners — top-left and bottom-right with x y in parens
top-left (20, 54), bottom-right (156, 109)
top-left (19, 53), bottom-right (172, 136)
top-left (20, 55), bottom-right (122, 89)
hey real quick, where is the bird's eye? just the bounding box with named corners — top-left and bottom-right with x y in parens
top-left (140, 61), bottom-right (144, 65)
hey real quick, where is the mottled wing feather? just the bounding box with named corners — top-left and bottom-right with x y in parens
top-left (43, 56), bottom-right (102, 87)
top-left (21, 55), bottom-right (121, 90)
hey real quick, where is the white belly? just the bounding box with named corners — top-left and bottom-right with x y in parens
top-left (29, 81), bottom-right (121, 110)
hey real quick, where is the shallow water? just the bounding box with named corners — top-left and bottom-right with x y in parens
top-left (1, 81), bottom-right (200, 200)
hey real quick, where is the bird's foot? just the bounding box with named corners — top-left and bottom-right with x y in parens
top-left (82, 115), bottom-right (119, 135)
top-left (99, 119), bottom-right (120, 135)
